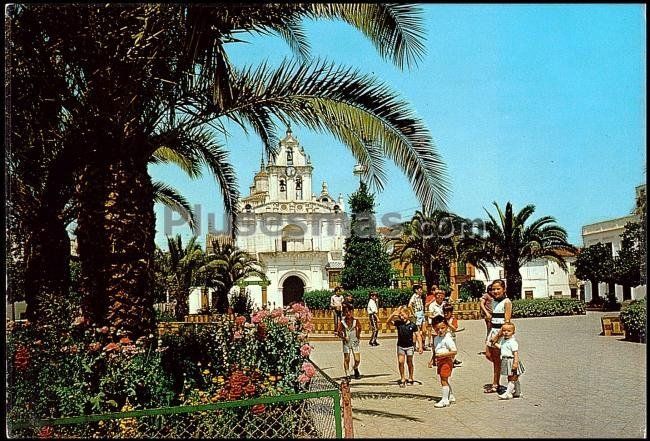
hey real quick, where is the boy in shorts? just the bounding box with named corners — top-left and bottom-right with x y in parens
top-left (387, 305), bottom-right (423, 387)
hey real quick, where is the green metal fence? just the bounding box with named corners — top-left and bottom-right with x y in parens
top-left (9, 363), bottom-right (342, 439)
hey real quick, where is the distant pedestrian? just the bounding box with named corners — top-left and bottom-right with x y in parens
top-left (424, 285), bottom-right (438, 348)
top-left (343, 293), bottom-right (354, 310)
top-left (330, 287), bottom-right (344, 335)
top-left (367, 291), bottom-right (380, 346)
top-left (484, 280), bottom-right (512, 394)
top-left (443, 304), bottom-right (462, 367)
top-left (428, 315), bottom-right (457, 407)
top-left (387, 305), bottom-right (423, 387)
top-left (479, 283), bottom-right (494, 338)
top-left (337, 304), bottom-right (362, 380)
top-left (426, 288), bottom-right (446, 342)
top-left (408, 285), bottom-right (426, 351)
top-left (490, 322), bottom-right (524, 399)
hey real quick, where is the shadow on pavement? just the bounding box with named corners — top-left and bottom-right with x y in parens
top-left (351, 408), bottom-right (425, 422)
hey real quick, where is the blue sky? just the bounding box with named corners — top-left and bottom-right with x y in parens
top-left (149, 4), bottom-right (646, 249)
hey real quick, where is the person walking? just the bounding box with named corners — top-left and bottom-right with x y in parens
top-left (337, 304), bottom-right (362, 380)
top-left (387, 305), bottom-right (423, 387)
top-left (484, 279), bottom-right (512, 394)
top-left (367, 291), bottom-right (380, 346)
top-left (428, 315), bottom-right (457, 407)
top-left (491, 322), bottom-right (525, 400)
top-left (408, 285), bottom-right (426, 351)
top-left (330, 286), bottom-right (344, 335)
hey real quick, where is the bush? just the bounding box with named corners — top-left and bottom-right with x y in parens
top-left (459, 280), bottom-right (486, 302)
top-left (303, 287), bottom-right (412, 310)
top-left (229, 288), bottom-right (254, 319)
top-left (619, 297), bottom-right (646, 343)
top-left (602, 293), bottom-right (622, 311)
top-left (511, 298), bottom-right (586, 318)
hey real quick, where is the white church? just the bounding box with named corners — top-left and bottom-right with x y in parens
top-left (233, 128), bottom-right (348, 309)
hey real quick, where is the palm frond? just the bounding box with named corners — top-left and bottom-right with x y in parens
top-left (153, 181), bottom-right (197, 233)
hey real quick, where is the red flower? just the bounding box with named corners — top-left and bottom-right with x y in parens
top-left (38, 425), bottom-right (54, 438)
top-left (244, 383), bottom-right (256, 395)
top-left (88, 342), bottom-right (101, 352)
top-left (103, 342), bottom-right (120, 352)
top-left (14, 346), bottom-right (30, 371)
top-left (235, 315), bottom-right (246, 326)
top-left (119, 337), bottom-right (132, 345)
top-left (251, 404), bottom-right (266, 415)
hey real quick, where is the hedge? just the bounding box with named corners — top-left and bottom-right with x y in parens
top-left (511, 298), bottom-right (586, 318)
top-left (619, 297), bottom-right (646, 343)
top-left (304, 287), bottom-right (412, 310)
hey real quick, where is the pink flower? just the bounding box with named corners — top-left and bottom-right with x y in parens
top-left (233, 330), bottom-right (243, 340)
top-left (277, 316), bottom-right (289, 325)
top-left (302, 362), bottom-right (316, 378)
top-left (99, 326), bottom-right (109, 334)
top-left (88, 342), bottom-right (101, 352)
top-left (235, 316), bottom-right (246, 326)
top-left (302, 323), bottom-right (315, 333)
top-left (300, 344), bottom-right (312, 357)
top-left (298, 373), bottom-right (311, 384)
top-left (271, 308), bottom-right (284, 318)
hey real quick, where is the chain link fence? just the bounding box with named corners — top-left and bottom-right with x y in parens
top-left (9, 362), bottom-right (342, 439)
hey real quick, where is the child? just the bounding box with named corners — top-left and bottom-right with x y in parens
top-left (428, 315), bottom-right (457, 407)
top-left (493, 322), bottom-right (524, 399)
top-left (337, 304), bottom-right (362, 380)
top-left (443, 304), bottom-right (462, 366)
top-left (387, 305), bottom-right (423, 387)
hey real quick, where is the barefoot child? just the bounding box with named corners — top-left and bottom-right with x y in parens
top-left (428, 315), bottom-right (457, 407)
top-left (492, 322), bottom-right (525, 399)
top-left (337, 304), bottom-right (362, 380)
top-left (387, 305), bottom-right (423, 387)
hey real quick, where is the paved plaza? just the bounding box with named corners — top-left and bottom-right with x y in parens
top-left (310, 312), bottom-right (646, 438)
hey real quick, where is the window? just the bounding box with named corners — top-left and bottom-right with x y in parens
top-left (524, 290), bottom-right (533, 299)
top-left (296, 177), bottom-right (302, 200)
top-left (244, 204), bottom-right (252, 213)
top-left (279, 179), bottom-right (286, 192)
top-left (286, 148), bottom-right (293, 165)
top-left (328, 271), bottom-right (341, 288)
top-left (553, 291), bottom-right (563, 298)
top-left (456, 261), bottom-right (466, 276)
top-left (412, 264), bottom-right (422, 276)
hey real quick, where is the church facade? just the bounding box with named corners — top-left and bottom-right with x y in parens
top-left (235, 128), bottom-right (348, 309)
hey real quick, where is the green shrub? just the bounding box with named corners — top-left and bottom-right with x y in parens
top-left (619, 297), bottom-right (646, 343)
top-left (602, 293), bottom-right (622, 311)
top-left (303, 287), bottom-right (412, 310)
top-left (512, 298), bottom-right (586, 318)
top-left (459, 280), bottom-right (486, 302)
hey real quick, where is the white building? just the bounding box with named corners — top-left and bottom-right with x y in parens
top-left (473, 252), bottom-right (579, 299)
top-left (233, 128), bottom-right (348, 309)
top-left (581, 184), bottom-right (646, 302)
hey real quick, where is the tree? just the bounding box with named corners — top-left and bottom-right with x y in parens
top-left (613, 222), bottom-right (643, 300)
top-left (483, 202), bottom-right (577, 299)
top-left (8, 4), bottom-right (449, 337)
top-left (341, 182), bottom-right (393, 289)
top-left (390, 210), bottom-right (467, 290)
top-left (160, 235), bottom-right (206, 321)
top-left (198, 240), bottom-right (266, 313)
top-left (575, 243), bottom-right (615, 302)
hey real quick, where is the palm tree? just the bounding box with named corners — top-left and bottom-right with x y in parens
top-left (482, 202), bottom-right (577, 299)
top-left (9, 4), bottom-right (449, 337)
top-left (197, 240), bottom-right (266, 314)
top-left (159, 235), bottom-right (207, 321)
top-left (390, 210), bottom-right (466, 289)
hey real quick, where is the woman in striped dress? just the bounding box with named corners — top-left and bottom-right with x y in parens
top-left (483, 280), bottom-right (512, 393)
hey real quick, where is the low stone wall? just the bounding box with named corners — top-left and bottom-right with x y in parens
top-left (310, 301), bottom-right (481, 335)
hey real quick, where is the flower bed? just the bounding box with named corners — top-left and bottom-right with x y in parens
top-left (619, 297), bottom-right (646, 343)
top-left (7, 303), bottom-right (318, 435)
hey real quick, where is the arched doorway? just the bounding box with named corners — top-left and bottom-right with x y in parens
top-left (283, 276), bottom-right (305, 306)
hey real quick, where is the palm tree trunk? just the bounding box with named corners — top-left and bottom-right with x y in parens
top-left (504, 260), bottom-right (523, 299)
top-left (173, 282), bottom-right (189, 321)
top-left (76, 156), bottom-right (155, 337)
